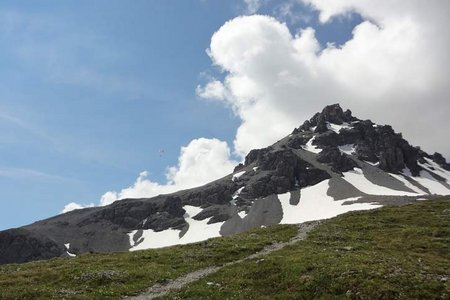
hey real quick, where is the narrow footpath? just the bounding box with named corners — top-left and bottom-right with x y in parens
top-left (124, 221), bottom-right (319, 300)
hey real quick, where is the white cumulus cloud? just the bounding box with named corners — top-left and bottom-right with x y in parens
top-left (63, 1), bottom-right (450, 214)
top-left (199, 1), bottom-right (450, 158)
top-left (62, 138), bottom-right (238, 211)
top-left (61, 202), bottom-right (94, 213)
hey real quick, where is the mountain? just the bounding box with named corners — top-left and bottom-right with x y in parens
top-left (1, 104), bottom-right (449, 265)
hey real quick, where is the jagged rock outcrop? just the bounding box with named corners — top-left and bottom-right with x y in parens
top-left (295, 105), bottom-right (423, 175)
top-left (239, 148), bottom-right (330, 199)
top-left (317, 146), bottom-right (358, 173)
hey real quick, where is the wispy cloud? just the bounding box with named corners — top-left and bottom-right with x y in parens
top-left (243, 0), bottom-right (262, 14)
top-left (0, 166), bottom-right (81, 184)
top-left (0, 107), bottom-right (60, 147)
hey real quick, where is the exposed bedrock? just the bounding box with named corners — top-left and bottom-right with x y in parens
top-left (240, 148), bottom-right (331, 199)
top-left (85, 196), bottom-right (186, 231)
top-left (307, 117), bottom-right (422, 176)
top-left (192, 204), bottom-right (236, 225)
top-left (316, 146), bottom-right (358, 173)
top-left (177, 181), bottom-right (238, 207)
top-left (297, 104), bottom-right (357, 132)
top-left (0, 228), bottom-right (65, 264)
top-left (428, 152), bottom-right (450, 171)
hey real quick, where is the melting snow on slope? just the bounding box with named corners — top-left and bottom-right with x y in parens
top-left (338, 144), bottom-right (355, 155)
top-left (416, 170), bottom-right (450, 195)
top-left (388, 173), bottom-right (428, 194)
top-left (327, 122), bottom-right (351, 133)
top-left (232, 171), bottom-right (246, 181)
top-left (238, 210), bottom-right (247, 218)
top-left (64, 243), bottom-right (76, 257)
top-left (231, 186), bottom-right (245, 206)
top-left (343, 168), bottom-right (418, 196)
top-left (302, 137), bottom-right (322, 154)
top-left (129, 205), bottom-right (223, 251)
top-left (278, 180), bottom-right (381, 224)
top-left (420, 158), bottom-right (450, 182)
top-left (401, 167), bottom-right (450, 195)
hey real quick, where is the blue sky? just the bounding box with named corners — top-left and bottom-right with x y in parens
top-left (1, 1), bottom-right (449, 230)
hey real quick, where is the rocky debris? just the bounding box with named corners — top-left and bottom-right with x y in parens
top-left (316, 146), bottom-right (358, 173)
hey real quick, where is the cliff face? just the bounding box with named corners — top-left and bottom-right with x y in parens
top-left (1, 104), bottom-right (449, 265)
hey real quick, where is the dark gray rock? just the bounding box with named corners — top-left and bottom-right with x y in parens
top-left (240, 149), bottom-right (331, 199)
top-left (233, 163), bottom-right (245, 172)
top-left (287, 134), bottom-right (311, 149)
top-left (0, 228), bottom-right (65, 264)
top-left (220, 194), bottom-right (283, 236)
top-left (431, 152), bottom-right (450, 171)
top-left (314, 118), bottom-right (328, 133)
top-left (192, 205), bottom-right (234, 225)
top-left (316, 146), bottom-right (357, 173)
top-left (314, 131), bottom-right (340, 148)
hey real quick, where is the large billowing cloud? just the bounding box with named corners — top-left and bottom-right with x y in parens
top-left (64, 1), bottom-right (450, 211)
top-left (62, 138), bottom-right (237, 212)
top-left (199, 1), bottom-right (450, 158)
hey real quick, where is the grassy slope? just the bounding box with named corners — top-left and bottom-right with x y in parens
top-left (0, 225), bottom-right (297, 299)
top-left (1, 199), bottom-right (449, 300)
top-left (164, 198), bottom-right (450, 300)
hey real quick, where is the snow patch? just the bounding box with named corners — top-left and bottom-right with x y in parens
top-left (415, 170), bottom-right (450, 195)
top-left (129, 205), bottom-right (224, 251)
top-left (232, 171), bottom-right (246, 182)
top-left (420, 158), bottom-right (450, 182)
top-left (338, 144), bottom-right (355, 155)
top-left (278, 181), bottom-right (381, 224)
top-left (238, 210), bottom-right (247, 218)
top-left (364, 161), bottom-right (380, 167)
top-left (302, 137), bottom-right (322, 154)
top-left (389, 173), bottom-right (428, 194)
top-left (401, 167), bottom-right (450, 195)
top-left (253, 166), bottom-right (259, 172)
top-left (343, 168), bottom-right (418, 196)
top-left (64, 243), bottom-right (76, 257)
top-left (402, 168), bottom-right (413, 177)
top-left (231, 186), bottom-right (245, 205)
top-left (327, 122), bottom-right (351, 133)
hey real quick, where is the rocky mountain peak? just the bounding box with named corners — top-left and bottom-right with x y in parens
top-left (1, 103), bottom-right (449, 265)
top-left (289, 104), bottom-right (449, 177)
top-left (296, 104), bottom-right (357, 134)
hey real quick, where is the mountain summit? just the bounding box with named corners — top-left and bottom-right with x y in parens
top-left (1, 104), bottom-right (449, 265)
